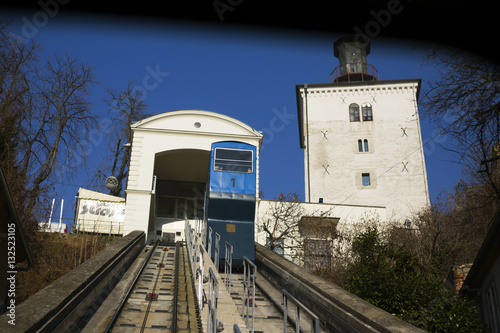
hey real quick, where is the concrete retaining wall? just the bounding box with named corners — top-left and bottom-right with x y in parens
top-left (2, 231), bottom-right (145, 333)
top-left (255, 243), bottom-right (425, 333)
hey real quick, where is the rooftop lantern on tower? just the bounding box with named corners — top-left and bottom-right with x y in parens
top-left (331, 36), bottom-right (379, 83)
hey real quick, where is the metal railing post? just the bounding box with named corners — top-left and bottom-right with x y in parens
top-left (207, 267), bottom-right (219, 333)
top-left (198, 244), bottom-right (205, 310)
top-left (202, 218), bottom-right (207, 248)
top-left (214, 232), bottom-right (221, 272)
top-left (195, 216), bottom-right (202, 238)
top-left (184, 220), bottom-right (191, 248)
top-left (207, 227), bottom-right (213, 260)
top-left (185, 219), bottom-right (196, 268)
top-left (191, 234), bottom-right (198, 269)
top-left (284, 295), bottom-right (288, 333)
top-left (224, 241), bottom-right (233, 294)
top-left (242, 257), bottom-right (256, 333)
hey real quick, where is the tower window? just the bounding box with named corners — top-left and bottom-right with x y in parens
top-left (358, 139), bottom-right (369, 152)
top-left (362, 103), bottom-right (373, 121)
top-left (362, 173), bottom-right (371, 186)
top-left (349, 103), bottom-right (360, 122)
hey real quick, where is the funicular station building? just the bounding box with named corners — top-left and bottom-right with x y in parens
top-left (122, 110), bottom-right (263, 244)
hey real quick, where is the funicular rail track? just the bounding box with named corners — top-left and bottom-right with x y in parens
top-left (105, 241), bottom-right (201, 332)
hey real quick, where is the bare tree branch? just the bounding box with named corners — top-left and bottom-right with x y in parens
top-left (421, 46), bottom-right (500, 202)
top-left (16, 53), bottom-right (97, 210)
top-left (92, 80), bottom-right (149, 196)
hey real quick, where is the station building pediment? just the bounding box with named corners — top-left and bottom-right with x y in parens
top-left (132, 110), bottom-right (262, 142)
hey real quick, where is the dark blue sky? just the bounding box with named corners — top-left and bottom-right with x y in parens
top-left (3, 12), bottom-right (462, 225)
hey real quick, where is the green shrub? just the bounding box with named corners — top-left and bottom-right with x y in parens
top-left (344, 227), bottom-right (482, 333)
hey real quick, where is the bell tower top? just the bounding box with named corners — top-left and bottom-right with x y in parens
top-left (331, 36), bottom-right (379, 83)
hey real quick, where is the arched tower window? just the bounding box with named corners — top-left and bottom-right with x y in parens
top-left (362, 103), bottom-right (373, 121)
top-left (358, 139), bottom-right (363, 152)
top-left (349, 103), bottom-right (360, 122)
top-left (364, 139), bottom-right (369, 152)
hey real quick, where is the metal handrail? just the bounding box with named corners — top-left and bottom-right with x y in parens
top-left (330, 62), bottom-right (379, 83)
top-left (282, 288), bottom-right (320, 333)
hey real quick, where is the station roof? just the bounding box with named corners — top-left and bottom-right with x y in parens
top-left (77, 188), bottom-right (125, 202)
top-left (132, 109), bottom-right (263, 145)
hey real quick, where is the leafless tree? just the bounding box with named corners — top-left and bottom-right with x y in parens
top-left (259, 192), bottom-right (337, 267)
top-left (0, 23), bottom-right (37, 149)
top-left (408, 46), bottom-right (500, 279)
top-left (1, 20), bottom-right (98, 232)
top-left (92, 81), bottom-right (149, 197)
top-left (0, 23), bottom-right (37, 183)
top-left (18, 53), bottom-right (97, 211)
top-left (420, 46), bottom-right (500, 202)
top-left (0, 23), bottom-right (41, 237)
top-left (259, 192), bottom-right (303, 254)
top-left (389, 186), bottom-right (494, 281)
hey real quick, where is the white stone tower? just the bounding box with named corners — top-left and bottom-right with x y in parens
top-left (295, 37), bottom-right (430, 222)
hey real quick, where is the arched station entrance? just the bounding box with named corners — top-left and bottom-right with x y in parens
top-left (151, 149), bottom-right (210, 243)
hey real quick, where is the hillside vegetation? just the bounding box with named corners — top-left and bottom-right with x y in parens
top-left (16, 232), bottom-right (119, 304)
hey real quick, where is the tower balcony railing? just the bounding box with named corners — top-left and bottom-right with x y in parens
top-left (330, 62), bottom-right (379, 83)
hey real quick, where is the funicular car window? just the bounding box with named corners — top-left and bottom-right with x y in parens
top-left (214, 148), bottom-right (253, 173)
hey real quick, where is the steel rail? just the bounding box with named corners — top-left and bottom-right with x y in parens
top-left (173, 241), bottom-right (181, 333)
top-left (104, 241), bottom-right (158, 333)
top-left (140, 246), bottom-right (166, 333)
